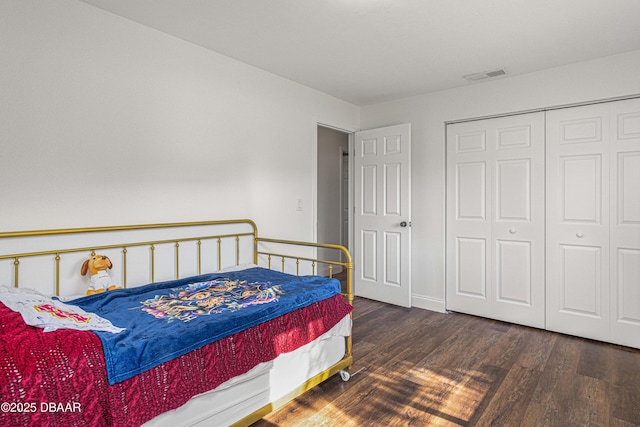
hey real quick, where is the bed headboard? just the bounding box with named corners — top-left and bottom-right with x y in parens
top-left (0, 219), bottom-right (353, 304)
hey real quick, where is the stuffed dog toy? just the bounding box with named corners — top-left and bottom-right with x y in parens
top-left (81, 255), bottom-right (118, 295)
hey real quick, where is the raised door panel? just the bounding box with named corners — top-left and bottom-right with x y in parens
top-left (496, 124), bottom-right (532, 150)
top-left (360, 229), bottom-right (377, 282)
top-left (383, 231), bottom-right (401, 287)
top-left (616, 249), bottom-right (640, 325)
top-left (456, 162), bottom-right (486, 221)
top-left (359, 159), bottom-right (378, 286)
top-left (456, 237), bottom-right (487, 298)
top-left (559, 117), bottom-right (603, 144)
top-left (495, 240), bottom-right (531, 305)
top-left (559, 244), bottom-right (603, 317)
top-left (559, 155), bottom-right (602, 224)
top-left (360, 164), bottom-right (377, 216)
top-left (384, 163), bottom-right (402, 216)
top-left (496, 159), bottom-right (530, 222)
top-left (617, 152), bottom-right (640, 225)
top-left (456, 130), bottom-right (486, 153)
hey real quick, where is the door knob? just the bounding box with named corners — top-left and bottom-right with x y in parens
top-left (509, 228), bottom-right (516, 234)
top-left (576, 232), bottom-right (584, 238)
top-left (400, 221), bottom-right (408, 227)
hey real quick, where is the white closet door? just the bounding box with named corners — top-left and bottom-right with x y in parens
top-left (609, 98), bottom-right (640, 348)
top-left (546, 104), bottom-right (611, 340)
top-left (446, 112), bottom-right (545, 328)
top-left (546, 98), bottom-right (640, 349)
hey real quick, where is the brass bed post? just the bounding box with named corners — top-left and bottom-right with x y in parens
top-left (150, 244), bottom-right (155, 283)
top-left (235, 236), bottom-right (240, 266)
top-left (55, 254), bottom-right (61, 296)
top-left (251, 220), bottom-right (259, 266)
top-left (346, 262), bottom-right (353, 306)
top-left (175, 242), bottom-right (180, 280)
top-left (217, 238), bottom-right (221, 271)
top-left (123, 247), bottom-right (128, 288)
top-left (13, 258), bottom-right (19, 288)
top-left (337, 247), bottom-right (354, 361)
top-left (345, 256), bottom-right (353, 359)
top-left (253, 238), bottom-right (258, 265)
top-left (197, 240), bottom-right (202, 275)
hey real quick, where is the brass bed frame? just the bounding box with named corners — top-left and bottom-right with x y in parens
top-left (0, 219), bottom-right (353, 426)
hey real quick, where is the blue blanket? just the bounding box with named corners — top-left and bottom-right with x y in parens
top-left (71, 267), bottom-right (341, 385)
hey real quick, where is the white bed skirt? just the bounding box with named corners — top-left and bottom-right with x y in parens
top-left (143, 314), bottom-right (351, 427)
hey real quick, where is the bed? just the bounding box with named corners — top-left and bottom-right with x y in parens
top-left (0, 219), bottom-right (353, 427)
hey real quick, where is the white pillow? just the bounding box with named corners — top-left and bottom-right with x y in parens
top-left (0, 285), bottom-right (124, 333)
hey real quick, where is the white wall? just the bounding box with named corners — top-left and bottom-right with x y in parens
top-left (4, 1), bottom-right (639, 308)
top-left (0, 0), bottom-right (359, 240)
top-left (360, 49), bottom-right (640, 311)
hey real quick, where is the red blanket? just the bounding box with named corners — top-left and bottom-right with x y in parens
top-left (0, 295), bottom-right (352, 427)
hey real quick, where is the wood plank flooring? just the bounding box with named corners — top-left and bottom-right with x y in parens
top-left (252, 297), bottom-right (640, 427)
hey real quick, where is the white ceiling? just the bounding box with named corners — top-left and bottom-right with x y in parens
top-left (78, 0), bottom-right (640, 106)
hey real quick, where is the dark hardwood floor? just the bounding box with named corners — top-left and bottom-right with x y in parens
top-left (253, 297), bottom-right (640, 427)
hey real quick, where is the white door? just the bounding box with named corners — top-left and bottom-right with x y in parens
top-left (546, 104), bottom-right (610, 340)
top-left (446, 113), bottom-right (545, 328)
top-left (547, 98), bottom-right (640, 349)
top-left (353, 124), bottom-right (411, 307)
top-left (609, 98), bottom-right (640, 349)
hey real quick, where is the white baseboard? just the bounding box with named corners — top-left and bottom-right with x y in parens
top-left (411, 294), bottom-right (446, 313)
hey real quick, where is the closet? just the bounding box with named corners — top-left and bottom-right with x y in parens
top-left (446, 97), bottom-right (640, 349)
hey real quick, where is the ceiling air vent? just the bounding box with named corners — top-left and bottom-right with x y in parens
top-left (463, 68), bottom-right (507, 82)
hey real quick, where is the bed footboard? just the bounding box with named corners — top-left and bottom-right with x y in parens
top-left (255, 237), bottom-right (353, 305)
